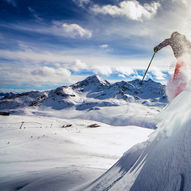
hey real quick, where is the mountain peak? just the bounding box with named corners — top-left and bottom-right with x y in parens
top-left (71, 74), bottom-right (110, 89)
top-left (86, 75), bottom-right (110, 85)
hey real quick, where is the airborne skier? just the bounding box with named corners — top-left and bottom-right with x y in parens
top-left (154, 32), bottom-right (191, 99)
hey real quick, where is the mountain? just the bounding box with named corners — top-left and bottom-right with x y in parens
top-left (81, 83), bottom-right (191, 191)
top-left (0, 92), bottom-right (15, 99)
top-left (72, 74), bottom-right (110, 91)
top-left (0, 75), bottom-right (167, 111)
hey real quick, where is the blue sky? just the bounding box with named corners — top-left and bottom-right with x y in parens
top-left (0, 0), bottom-right (191, 92)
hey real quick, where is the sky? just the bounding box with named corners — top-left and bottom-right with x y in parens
top-left (0, 0), bottom-right (191, 92)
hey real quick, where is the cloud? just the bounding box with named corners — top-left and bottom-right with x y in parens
top-left (91, 65), bottom-right (113, 76)
top-left (172, 0), bottom-right (188, 6)
top-left (61, 23), bottom-right (92, 38)
top-left (0, 41), bottom-right (173, 89)
top-left (150, 67), bottom-right (167, 81)
top-left (69, 59), bottom-right (88, 72)
top-left (0, 58), bottom-right (72, 88)
top-left (0, 46), bottom-right (173, 71)
top-left (115, 66), bottom-right (134, 76)
top-left (31, 66), bottom-right (71, 85)
top-left (28, 7), bottom-right (43, 22)
top-left (91, 0), bottom-right (160, 21)
top-left (118, 74), bottom-right (126, 78)
top-left (0, 88), bottom-right (36, 93)
top-left (4, 0), bottom-right (16, 7)
top-left (73, 0), bottom-right (90, 8)
top-left (1, 21), bottom-right (92, 40)
top-left (100, 44), bottom-right (109, 49)
top-left (31, 66), bottom-right (70, 77)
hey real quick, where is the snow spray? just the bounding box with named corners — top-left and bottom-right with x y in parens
top-left (166, 53), bottom-right (191, 102)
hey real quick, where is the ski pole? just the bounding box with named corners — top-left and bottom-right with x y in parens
top-left (140, 52), bottom-right (156, 85)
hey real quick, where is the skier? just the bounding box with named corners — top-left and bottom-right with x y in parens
top-left (154, 32), bottom-right (191, 99)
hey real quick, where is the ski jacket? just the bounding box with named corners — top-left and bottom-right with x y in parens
top-left (154, 33), bottom-right (191, 58)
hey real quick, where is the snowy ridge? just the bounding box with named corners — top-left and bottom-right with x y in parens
top-left (80, 83), bottom-right (191, 191)
top-left (0, 75), bottom-right (167, 111)
top-left (0, 92), bottom-right (15, 99)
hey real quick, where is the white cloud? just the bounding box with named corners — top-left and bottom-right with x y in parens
top-left (118, 74), bottom-right (126, 78)
top-left (62, 23), bottom-right (92, 38)
top-left (91, 0), bottom-right (160, 21)
top-left (0, 59), bottom-right (71, 87)
top-left (172, 0), bottom-right (188, 6)
top-left (150, 67), bottom-right (166, 81)
top-left (31, 66), bottom-right (70, 77)
top-left (1, 22), bottom-right (92, 40)
top-left (100, 44), bottom-right (109, 49)
top-left (30, 66), bottom-right (71, 85)
top-left (0, 47), bottom-right (173, 71)
top-left (91, 65), bottom-right (113, 76)
top-left (28, 7), bottom-right (43, 22)
top-left (0, 88), bottom-right (36, 93)
top-left (73, 0), bottom-right (90, 7)
top-left (0, 44), bottom-right (173, 88)
top-left (115, 66), bottom-right (134, 76)
top-left (69, 59), bottom-right (88, 72)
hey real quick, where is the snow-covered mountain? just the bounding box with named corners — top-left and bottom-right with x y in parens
top-left (0, 75), bottom-right (167, 111)
top-left (0, 92), bottom-right (15, 99)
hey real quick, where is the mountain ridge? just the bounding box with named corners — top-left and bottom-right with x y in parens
top-left (0, 75), bottom-right (168, 111)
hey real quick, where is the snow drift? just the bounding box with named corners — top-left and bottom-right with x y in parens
top-left (80, 81), bottom-right (191, 191)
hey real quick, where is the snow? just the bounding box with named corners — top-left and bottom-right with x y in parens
top-left (82, 81), bottom-right (191, 191)
top-left (26, 101), bottom-right (159, 129)
top-left (0, 114), bottom-right (152, 191)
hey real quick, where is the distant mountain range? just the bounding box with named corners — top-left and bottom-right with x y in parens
top-left (0, 92), bottom-right (15, 98)
top-left (0, 75), bottom-right (168, 111)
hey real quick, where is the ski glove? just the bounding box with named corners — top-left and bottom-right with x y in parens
top-left (154, 47), bottom-right (159, 53)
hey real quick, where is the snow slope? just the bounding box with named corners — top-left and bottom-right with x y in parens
top-left (81, 82), bottom-right (191, 191)
top-left (0, 115), bottom-right (152, 191)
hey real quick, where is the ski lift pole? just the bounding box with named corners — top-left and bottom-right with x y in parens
top-left (140, 52), bottom-right (156, 85)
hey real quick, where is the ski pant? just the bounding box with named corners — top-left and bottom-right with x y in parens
top-left (172, 60), bottom-right (187, 98)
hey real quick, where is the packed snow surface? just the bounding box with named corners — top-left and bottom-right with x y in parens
top-left (0, 114), bottom-right (152, 191)
top-left (82, 82), bottom-right (191, 191)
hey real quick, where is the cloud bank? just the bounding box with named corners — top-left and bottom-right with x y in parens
top-left (91, 0), bottom-right (160, 21)
top-left (0, 45), bottom-right (170, 90)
